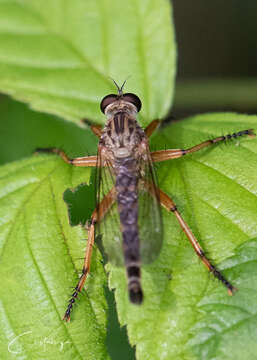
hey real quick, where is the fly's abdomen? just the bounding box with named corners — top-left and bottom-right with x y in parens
top-left (115, 158), bottom-right (143, 304)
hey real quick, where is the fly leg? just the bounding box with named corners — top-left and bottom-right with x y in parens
top-left (63, 187), bottom-right (115, 321)
top-left (35, 148), bottom-right (97, 167)
top-left (151, 129), bottom-right (255, 162)
top-left (158, 187), bottom-right (237, 295)
top-left (90, 125), bottom-right (102, 138)
top-left (144, 120), bottom-right (160, 137)
top-left (81, 119), bottom-right (103, 138)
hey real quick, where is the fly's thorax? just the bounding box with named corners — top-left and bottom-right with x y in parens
top-left (100, 107), bottom-right (146, 158)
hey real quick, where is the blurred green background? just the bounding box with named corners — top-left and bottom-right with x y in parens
top-left (173, 0), bottom-right (257, 117)
top-left (0, 1), bottom-right (256, 359)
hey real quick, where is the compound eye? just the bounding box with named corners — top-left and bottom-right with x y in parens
top-left (100, 94), bottom-right (117, 113)
top-left (123, 93), bottom-right (142, 112)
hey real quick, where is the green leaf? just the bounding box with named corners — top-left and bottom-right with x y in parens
top-left (0, 105), bottom-right (256, 359)
top-left (0, 156), bottom-right (109, 359)
top-left (0, 0), bottom-right (176, 126)
top-left (0, 95), bottom-right (98, 165)
top-left (0, 0), bottom-right (176, 357)
top-left (108, 113), bottom-right (257, 359)
top-left (1, 0), bottom-right (256, 359)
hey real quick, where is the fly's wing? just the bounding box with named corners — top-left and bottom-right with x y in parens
top-left (95, 145), bottom-right (124, 266)
top-left (138, 149), bottom-right (163, 264)
top-left (95, 144), bottom-right (163, 266)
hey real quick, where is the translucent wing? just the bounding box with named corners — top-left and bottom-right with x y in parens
top-left (95, 145), bottom-right (124, 265)
top-left (138, 150), bottom-right (163, 264)
top-left (95, 143), bottom-right (163, 266)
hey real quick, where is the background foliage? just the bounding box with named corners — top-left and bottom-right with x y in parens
top-left (0, 1), bottom-right (256, 359)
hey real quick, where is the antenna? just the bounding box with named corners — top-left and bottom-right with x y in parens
top-left (110, 76), bottom-right (131, 95)
top-left (113, 79), bottom-right (123, 95)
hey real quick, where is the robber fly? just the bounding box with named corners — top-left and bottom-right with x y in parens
top-left (37, 80), bottom-right (254, 321)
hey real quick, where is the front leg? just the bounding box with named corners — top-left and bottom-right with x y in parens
top-left (81, 118), bottom-right (103, 138)
top-left (36, 147), bottom-right (97, 167)
top-left (144, 119), bottom-right (160, 137)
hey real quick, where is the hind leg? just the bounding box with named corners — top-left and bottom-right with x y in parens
top-left (63, 187), bottom-right (115, 321)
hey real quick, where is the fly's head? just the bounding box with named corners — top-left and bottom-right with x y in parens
top-left (99, 82), bottom-right (145, 158)
top-left (100, 92), bottom-right (141, 119)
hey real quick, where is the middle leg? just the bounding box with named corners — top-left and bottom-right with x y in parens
top-left (151, 129), bottom-right (255, 162)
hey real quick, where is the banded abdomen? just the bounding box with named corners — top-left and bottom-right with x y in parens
top-left (115, 156), bottom-right (143, 304)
